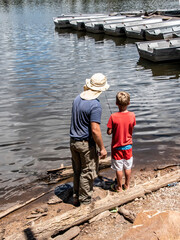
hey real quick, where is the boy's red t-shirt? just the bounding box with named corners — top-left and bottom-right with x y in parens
top-left (107, 111), bottom-right (136, 149)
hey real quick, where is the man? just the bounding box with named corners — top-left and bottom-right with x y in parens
top-left (70, 73), bottom-right (110, 206)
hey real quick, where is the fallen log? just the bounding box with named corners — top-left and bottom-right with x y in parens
top-left (89, 210), bottom-right (111, 223)
top-left (47, 157), bottom-right (111, 174)
top-left (154, 163), bottom-right (180, 171)
top-left (47, 157), bottom-right (111, 184)
top-left (52, 226), bottom-right (80, 240)
top-left (47, 164), bottom-right (72, 173)
top-left (0, 190), bottom-right (52, 220)
top-left (6, 169), bottom-right (180, 240)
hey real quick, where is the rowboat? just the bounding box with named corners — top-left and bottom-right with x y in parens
top-left (70, 16), bottom-right (118, 30)
top-left (144, 26), bottom-right (180, 40)
top-left (156, 9), bottom-right (180, 17)
top-left (53, 14), bottom-right (108, 28)
top-left (103, 17), bottom-right (143, 36)
top-left (104, 18), bottom-right (162, 36)
top-left (125, 19), bottom-right (180, 39)
top-left (136, 38), bottom-right (180, 62)
top-left (84, 16), bottom-right (127, 33)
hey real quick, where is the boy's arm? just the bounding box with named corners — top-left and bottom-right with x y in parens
top-left (107, 128), bottom-right (112, 135)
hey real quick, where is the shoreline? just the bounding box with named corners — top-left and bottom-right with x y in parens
top-left (0, 157), bottom-right (179, 212)
top-left (0, 161), bottom-right (179, 239)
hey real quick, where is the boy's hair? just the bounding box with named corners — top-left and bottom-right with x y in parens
top-left (116, 91), bottom-right (130, 106)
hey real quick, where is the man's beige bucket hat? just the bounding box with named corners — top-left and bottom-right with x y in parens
top-left (80, 73), bottom-right (110, 100)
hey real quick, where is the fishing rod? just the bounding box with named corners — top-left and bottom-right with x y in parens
top-left (105, 92), bottom-right (112, 114)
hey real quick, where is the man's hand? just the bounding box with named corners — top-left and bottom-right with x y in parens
top-left (91, 122), bottom-right (107, 159)
top-left (99, 147), bottom-right (107, 159)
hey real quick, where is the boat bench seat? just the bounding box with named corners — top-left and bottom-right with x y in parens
top-left (173, 32), bottom-right (180, 37)
top-left (169, 40), bottom-right (180, 47)
top-left (172, 26), bottom-right (180, 31)
top-left (148, 42), bottom-right (169, 50)
top-left (147, 43), bottom-right (159, 50)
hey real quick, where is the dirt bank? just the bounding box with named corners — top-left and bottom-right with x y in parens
top-left (0, 164), bottom-right (179, 240)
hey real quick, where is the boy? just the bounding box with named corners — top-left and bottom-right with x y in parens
top-left (107, 91), bottom-right (136, 192)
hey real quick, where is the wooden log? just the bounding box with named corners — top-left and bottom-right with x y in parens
top-left (52, 226), bottom-right (80, 240)
top-left (89, 210), bottom-right (111, 223)
top-left (0, 191), bottom-right (52, 219)
top-left (154, 163), bottom-right (180, 171)
top-left (47, 157), bottom-right (111, 184)
top-left (47, 164), bottom-right (71, 173)
top-left (6, 169), bottom-right (180, 240)
top-left (98, 157), bottom-right (111, 169)
top-left (26, 213), bottom-right (47, 219)
top-left (47, 157), bottom-right (111, 174)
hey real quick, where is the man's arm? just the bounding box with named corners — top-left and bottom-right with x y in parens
top-left (91, 122), bottom-right (107, 159)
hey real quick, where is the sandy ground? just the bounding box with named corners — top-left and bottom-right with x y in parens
top-left (0, 165), bottom-right (180, 240)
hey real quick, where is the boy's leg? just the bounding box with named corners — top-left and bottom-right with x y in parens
top-left (123, 157), bottom-right (133, 190)
top-left (116, 170), bottom-right (123, 191)
top-left (124, 168), bottom-right (131, 189)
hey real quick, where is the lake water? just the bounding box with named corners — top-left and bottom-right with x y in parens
top-left (0, 0), bottom-right (180, 210)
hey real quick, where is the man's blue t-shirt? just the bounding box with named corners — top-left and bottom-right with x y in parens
top-left (70, 95), bottom-right (102, 141)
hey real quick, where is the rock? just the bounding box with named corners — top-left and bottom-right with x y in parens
top-left (120, 210), bottom-right (180, 240)
top-left (31, 207), bottom-right (47, 214)
top-left (118, 207), bottom-right (136, 223)
top-left (53, 226), bottom-right (80, 240)
top-left (0, 228), bottom-right (5, 239)
top-left (57, 209), bottom-right (61, 213)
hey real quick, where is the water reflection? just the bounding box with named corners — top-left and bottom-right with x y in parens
top-left (55, 28), bottom-right (141, 46)
top-left (137, 58), bottom-right (180, 79)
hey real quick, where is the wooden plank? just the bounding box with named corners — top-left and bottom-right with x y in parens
top-left (0, 191), bottom-right (52, 219)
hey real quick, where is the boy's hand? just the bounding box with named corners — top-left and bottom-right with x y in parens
top-left (107, 128), bottom-right (112, 135)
